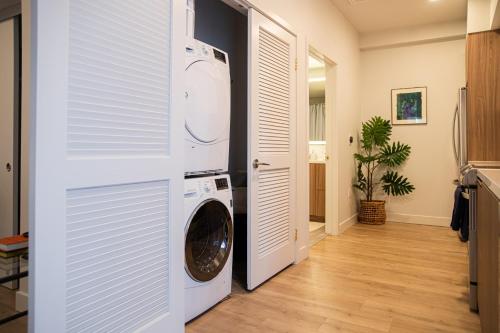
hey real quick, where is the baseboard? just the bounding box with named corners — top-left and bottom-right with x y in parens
top-left (339, 213), bottom-right (358, 234)
top-left (309, 215), bottom-right (325, 222)
top-left (15, 291), bottom-right (28, 312)
top-left (387, 212), bottom-right (450, 227)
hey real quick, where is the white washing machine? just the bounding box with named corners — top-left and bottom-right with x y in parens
top-left (184, 174), bottom-right (233, 322)
top-left (185, 39), bottom-right (231, 175)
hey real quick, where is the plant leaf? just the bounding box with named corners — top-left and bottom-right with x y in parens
top-left (353, 162), bottom-right (367, 193)
top-left (379, 142), bottom-right (411, 167)
top-left (354, 153), bottom-right (377, 164)
top-left (381, 170), bottom-right (415, 196)
top-left (361, 116), bottom-right (392, 150)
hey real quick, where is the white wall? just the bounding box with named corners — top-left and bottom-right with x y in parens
top-left (360, 38), bottom-right (466, 226)
top-left (467, 0), bottom-right (492, 32)
top-left (491, 0), bottom-right (500, 29)
top-left (248, 0), bottom-right (361, 260)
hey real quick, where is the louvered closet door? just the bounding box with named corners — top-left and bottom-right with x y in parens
top-left (31, 1), bottom-right (184, 332)
top-left (247, 9), bottom-right (297, 290)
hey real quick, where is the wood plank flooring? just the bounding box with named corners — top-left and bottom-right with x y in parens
top-left (186, 222), bottom-right (480, 333)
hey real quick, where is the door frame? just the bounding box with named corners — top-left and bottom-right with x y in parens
top-left (306, 44), bottom-right (340, 236)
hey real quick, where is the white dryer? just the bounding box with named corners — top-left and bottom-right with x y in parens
top-left (185, 39), bottom-right (231, 175)
top-left (184, 174), bottom-right (233, 322)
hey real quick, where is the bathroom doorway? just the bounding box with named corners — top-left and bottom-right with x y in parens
top-left (308, 52), bottom-right (327, 245)
top-left (307, 48), bottom-right (338, 245)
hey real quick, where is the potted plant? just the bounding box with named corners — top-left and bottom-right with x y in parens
top-left (353, 116), bottom-right (415, 225)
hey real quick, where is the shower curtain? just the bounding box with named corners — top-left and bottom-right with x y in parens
top-left (309, 103), bottom-right (325, 141)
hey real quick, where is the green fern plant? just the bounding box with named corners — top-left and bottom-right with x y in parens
top-left (354, 116), bottom-right (415, 201)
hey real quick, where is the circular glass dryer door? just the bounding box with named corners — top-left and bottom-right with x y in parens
top-left (185, 199), bottom-right (233, 282)
top-left (185, 60), bottom-right (230, 143)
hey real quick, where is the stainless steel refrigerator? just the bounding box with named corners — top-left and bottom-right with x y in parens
top-left (453, 87), bottom-right (500, 312)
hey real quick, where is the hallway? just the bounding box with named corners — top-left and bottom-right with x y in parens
top-left (186, 222), bottom-right (480, 332)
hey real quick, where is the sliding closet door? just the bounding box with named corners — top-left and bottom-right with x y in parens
top-left (30, 1), bottom-right (185, 332)
top-left (247, 8), bottom-right (297, 290)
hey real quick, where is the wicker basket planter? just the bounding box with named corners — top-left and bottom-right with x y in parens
top-left (358, 200), bottom-right (386, 225)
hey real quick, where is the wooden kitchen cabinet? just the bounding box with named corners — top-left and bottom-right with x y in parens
top-left (309, 163), bottom-right (325, 222)
top-left (477, 179), bottom-right (500, 333)
top-left (466, 30), bottom-right (500, 161)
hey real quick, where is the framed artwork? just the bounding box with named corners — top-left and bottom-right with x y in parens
top-left (391, 87), bottom-right (427, 125)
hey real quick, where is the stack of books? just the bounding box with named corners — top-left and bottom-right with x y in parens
top-left (0, 235), bottom-right (28, 258)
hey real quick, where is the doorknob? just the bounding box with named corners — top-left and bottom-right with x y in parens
top-left (5, 163), bottom-right (11, 172)
top-left (253, 159), bottom-right (270, 169)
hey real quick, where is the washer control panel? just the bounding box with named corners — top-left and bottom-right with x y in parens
top-left (200, 178), bottom-right (216, 194)
top-left (215, 178), bottom-right (228, 190)
top-left (184, 178), bottom-right (214, 198)
top-left (184, 176), bottom-right (231, 200)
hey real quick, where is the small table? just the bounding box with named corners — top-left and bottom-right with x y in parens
top-left (0, 252), bottom-right (28, 325)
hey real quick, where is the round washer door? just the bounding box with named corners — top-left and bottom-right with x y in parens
top-left (185, 60), bottom-right (230, 143)
top-left (185, 199), bottom-right (233, 282)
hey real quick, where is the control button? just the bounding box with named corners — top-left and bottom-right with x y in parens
top-left (215, 178), bottom-right (228, 190)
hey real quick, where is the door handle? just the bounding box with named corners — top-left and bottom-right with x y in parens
top-left (5, 163), bottom-right (11, 172)
top-left (253, 159), bottom-right (270, 169)
top-left (452, 105), bottom-right (459, 164)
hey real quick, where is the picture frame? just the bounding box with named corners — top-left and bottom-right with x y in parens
top-left (391, 87), bottom-right (427, 125)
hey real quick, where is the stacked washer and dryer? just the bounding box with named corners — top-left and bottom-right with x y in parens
top-left (184, 2), bottom-right (234, 322)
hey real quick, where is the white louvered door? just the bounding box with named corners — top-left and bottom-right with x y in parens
top-left (247, 9), bottom-right (297, 290)
top-left (31, 1), bottom-right (184, 332)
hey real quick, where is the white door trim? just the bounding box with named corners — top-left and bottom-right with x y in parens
top-left (306, 43), bottom-right (341, 236)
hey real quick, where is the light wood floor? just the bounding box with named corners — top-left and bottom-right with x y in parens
top-left (186, 222), bottom-right (480, 333)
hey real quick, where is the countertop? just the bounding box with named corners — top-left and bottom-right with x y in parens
top-left (309, 160), bottom-right (326, 164)
top-left (478, 169), bottom-right (500, 200)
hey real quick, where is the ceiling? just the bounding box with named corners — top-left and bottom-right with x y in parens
top-left (329, 0), bottom-right (468, 33)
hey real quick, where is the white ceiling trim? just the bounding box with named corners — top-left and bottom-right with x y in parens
top-left (329, 0), bottom-right (467, 33)
top-left (360, 20), bottom-right (466, 51)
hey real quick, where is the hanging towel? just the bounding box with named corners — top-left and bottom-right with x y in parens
top-left (450, 185), bottom-right (469, 242)
top-left (309, 103), bottom-right (325, 141)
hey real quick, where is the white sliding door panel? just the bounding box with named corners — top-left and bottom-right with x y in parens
top-left (248, 9), bottom-right (297, 290)
top-left (31, 1), bottom-right (185, 332)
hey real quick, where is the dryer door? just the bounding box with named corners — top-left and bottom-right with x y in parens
top-left (185, 199), bottom-right (233, 282)
top-left (185, 60), bottom-right (230, 143)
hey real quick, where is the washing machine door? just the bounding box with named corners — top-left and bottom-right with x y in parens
top-left (185, 199), bottom-right (233, 282)
top-left (185, 60), bottom-right (230, 143)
